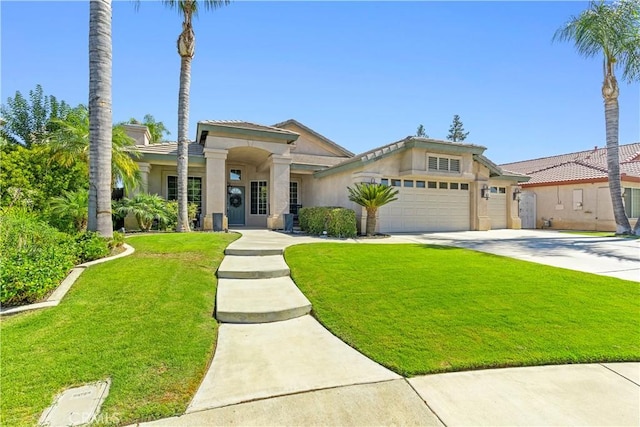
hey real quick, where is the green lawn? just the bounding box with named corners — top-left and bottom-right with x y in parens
top-left (286, 243), bottom-right (640, 377)
top-left (1, 232), bottom-right (238, 427)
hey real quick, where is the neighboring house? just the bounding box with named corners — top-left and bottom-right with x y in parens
top-left (501, 143), bottom-right (640, 231)
top-left (123, 119), bottom-right (528, 233)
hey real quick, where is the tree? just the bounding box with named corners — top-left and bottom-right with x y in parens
top-left (49, 190), bottom-right (89, 232)
top-left (47, 105), bottom-right (141, 191)
top-left (447, 114), bottom-right (469, 142)
top-left (0, 85), bottom-right (70, 147)
top-left (554, 0), bottom-right (640, 234)
top-left (125, 114), bottom-right (170, 143)
top-left (88, 0), bottom-right (114, 237)
top-left (347, 183), bottom-right (399, 237)
top-left (162, 0), bottom-right (231, 232)
top-left (115, 193), bottom-right (172, 232)
top-left (416, 124), bottom-right (428, 138)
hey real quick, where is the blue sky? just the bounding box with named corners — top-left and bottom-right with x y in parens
top-left (2, 1), bottom-right (638, 164)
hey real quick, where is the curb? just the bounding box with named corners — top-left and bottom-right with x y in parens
top-left (0, 243), bottom-right (135, 317)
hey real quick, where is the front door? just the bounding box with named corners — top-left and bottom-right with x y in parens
top-left (227, 186), bottom-right (245, 226)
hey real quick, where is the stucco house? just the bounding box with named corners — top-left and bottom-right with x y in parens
top-left (501, 143), bottom-right (640, 231)
top-left (123, 119), bottom-right (529, 233)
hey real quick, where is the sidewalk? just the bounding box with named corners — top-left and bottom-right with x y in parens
top-left (136, 229), bottom-right (639, 426)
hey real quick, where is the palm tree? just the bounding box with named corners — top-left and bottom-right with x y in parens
top-left (115, 193), bottom-right (172, 232)
top-left (47, 105), bottom-right (142, 191)
top-left (88, 0), bottom-right (114, 238)
top-left (554, 0), bottom-right (640, 234)
top-left (162, 0), bottom-right (231, 232)
top-left (49, 189), bottom-right (89, 232)
top-left (348, 183), bottom-right (399, 236)
top-left (125, 114), bottom-right (170, 143)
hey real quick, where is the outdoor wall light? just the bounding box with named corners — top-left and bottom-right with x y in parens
top-left (481, 184), bottom-right (491, 200)
top-left (513, 187), bottom-right (522, 201)
top-left (227, 183), bottom-right (232, 194)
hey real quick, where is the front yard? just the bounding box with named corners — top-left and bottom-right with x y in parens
top-left (1, 233), bottom-right (238, 426)
top-left (286, 243), bottom-right (640, 376)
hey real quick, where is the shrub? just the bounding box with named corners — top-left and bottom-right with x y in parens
top-left (0, 209), bottom-right (77, 305)
top-left (108, 231), bottom-right (125, 249)
top-left (74, 231), bottom-right (110, 263)
top-left (298, 207), bottom-right (357, 238)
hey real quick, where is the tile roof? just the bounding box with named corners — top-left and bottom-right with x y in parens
top-left (273, 119), bottom-right (355, 157)
top-left (134, 142), bottom-right (204, 156)
top-left (501, 143), bottom-right (640, 185)
top-left (199, 120), bottom-right (299, 136)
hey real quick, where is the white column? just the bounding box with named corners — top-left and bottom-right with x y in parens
top-left (137, 163), bottom-right (151, 193)
top-left (267, 154), bottom-right (291, 230)
top-left (203, 148), bottom-right (228, 231)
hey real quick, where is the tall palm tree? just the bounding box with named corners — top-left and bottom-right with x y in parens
top-left (162, 0), bottom-right (231, 232)
top-left (88, 0), bottom-right (114, 237)
top-left (348, 183), bottom-right (399, 236)
top-left (47, 105), bottom-right (142, 191)
top-left (554, 0), bottom-right (640, 234)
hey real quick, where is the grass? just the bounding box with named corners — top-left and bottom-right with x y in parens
top-left (286, 243), bottom-right (640, 377)
top-left (1, 232), bottom-right (238, 427)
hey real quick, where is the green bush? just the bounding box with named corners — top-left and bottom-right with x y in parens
top-left (0, 209), bottom-right (77, 305)
top-left (75, 231), bottom-right (110, 263)
top-left (298, 207), bottom-right (357, 238)
top-left (108, 231), bottom-right (125, 249)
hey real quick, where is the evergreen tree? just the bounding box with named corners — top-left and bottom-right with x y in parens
top-left (447, 114), bottom-right (469, 142)
top-left (415, 124), bottom-right (428, 138)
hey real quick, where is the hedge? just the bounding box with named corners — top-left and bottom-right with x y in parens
top-left (298, 207), bottom-right (357, 238)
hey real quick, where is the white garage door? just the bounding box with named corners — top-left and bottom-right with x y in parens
top-left (378, 184), bottom-right (470, 232)
top-left (488, 187), bottom-right (507, 229)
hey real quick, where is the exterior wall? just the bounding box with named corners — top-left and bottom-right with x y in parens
top-left (524, 181), bottom-right (640, 231)
top-left (280, 122), bottom-right (347, 157)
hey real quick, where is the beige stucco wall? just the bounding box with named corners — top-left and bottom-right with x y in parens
top-left (525, 181), bottom-right (640, 231)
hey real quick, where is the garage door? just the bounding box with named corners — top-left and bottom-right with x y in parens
top-left (488, 186), bottom-right (507, 229)
top-left (378, 183), bottom-right (470, 232)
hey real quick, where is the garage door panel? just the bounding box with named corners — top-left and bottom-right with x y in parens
top-left (488, 194), bottom-right (507, 229)
top-left (379, 188), bottom-right (470, 232)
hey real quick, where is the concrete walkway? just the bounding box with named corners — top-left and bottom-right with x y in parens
top-left (137, 229), bottom-right (639, 426)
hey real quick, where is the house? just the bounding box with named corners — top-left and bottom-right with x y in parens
top-left (123, 119), bottom-right (529, 233)
top-left (501, 143), bottom-right (640, 231)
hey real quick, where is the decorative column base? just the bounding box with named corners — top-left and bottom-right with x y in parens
top-left (267, 215), bottom-right (283, 230)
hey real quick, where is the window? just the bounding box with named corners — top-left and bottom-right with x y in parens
top-left (450, 182), bottom-right (459, 190)
top-left (416, 180), bottom-right (426, 188)
top-left (391, 179), bottom-right (401, 187)
top-left (290, 181), bottom-right (299, 209)
top-left (460, 183), bottom-right (469, 190)
top-left (439, 182), bottom-right (448, 189)
top-left (498, 187), bottom-right (506, 194)
top-left (250, 181), bottom-right (268, 215)
top-left (230, 169), bottom-right (242, 181)
top-left (428, 155), bottom-right (461, 173)
top-left (624, 188), bottom-right (640, 218)
top-left (380, 178), bottom-right (389, 186)
top-left (404, 180), bottom-right (414, 187)
top-left (168, 176), bottom-right (202, 213)
top-left (428, 181), bottom-right (437, 189)
top-left (490, 187), bottom-right (498, 193)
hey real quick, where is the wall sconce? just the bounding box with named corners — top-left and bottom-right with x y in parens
top-left (481, 184), bottom-right (491, 200)
top-left (513, 187), bottom-right (522, 201)
top-left (370, 177), bottom-right (376, 184)
top-left (227, 183), bottom-right (232, 194)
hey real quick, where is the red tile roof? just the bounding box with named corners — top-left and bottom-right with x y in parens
top-left (501, 143), bottom-right (640, 185)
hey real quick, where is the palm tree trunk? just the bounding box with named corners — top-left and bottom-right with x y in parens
top-left (602, 73), bottom-right (632, 234)
top-left (88, 0), bottom-right (113, 238)
top-left (176, 54), bottom-right (191, 232)
top-left (366, 208), bottom-right (376, 236)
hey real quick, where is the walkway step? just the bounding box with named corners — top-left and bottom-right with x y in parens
top-left (224, 248), bottom-right (283, 256)
top-left (216, 277), bottom-right (311, 323)
top-left (217, 255), bottom-right (290, 279)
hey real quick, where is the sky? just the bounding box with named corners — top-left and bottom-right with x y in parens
top-left (1, 1), bottom-right (639, 165)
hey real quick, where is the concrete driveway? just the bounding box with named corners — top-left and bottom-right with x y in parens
top-left (389, 229), bottom-right (640, 282)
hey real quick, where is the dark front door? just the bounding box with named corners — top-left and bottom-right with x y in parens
top-left (228, 186), bottom-right (245, 226)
